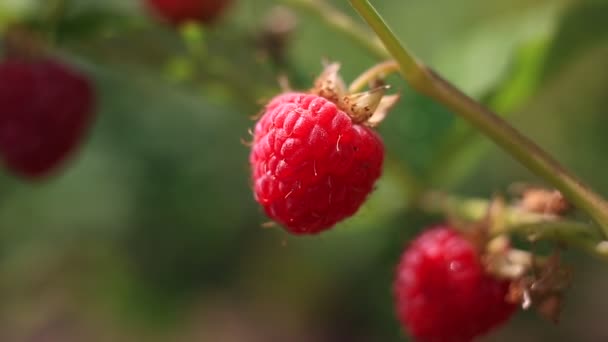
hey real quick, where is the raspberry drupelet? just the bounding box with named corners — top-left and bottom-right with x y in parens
top-left (249, 63), bottom-right (398, 234)
top-left (394, 226), bottom-right (517, 342)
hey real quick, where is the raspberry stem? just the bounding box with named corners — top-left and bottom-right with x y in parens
top-left (421, 192), bottom-right (608, 261)
top-left (348, 60), bottom-right (400, 93)
top-left (348, 0), bottom-right (608, 238)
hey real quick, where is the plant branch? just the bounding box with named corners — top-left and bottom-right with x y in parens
top-left (421, 192), bottom-right (608, 261)
top-left (348, 60), bottom-right (399, 92)
top-left (347, 0), bottom-right (428, 89)
top-left (348, 0), bottom-right (608, 237)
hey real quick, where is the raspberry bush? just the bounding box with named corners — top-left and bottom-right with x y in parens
top-left (0, 0), bottom-right (607, 341)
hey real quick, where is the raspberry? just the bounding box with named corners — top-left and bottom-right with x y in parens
top-left (394, 226), bottom-right (516, 342)
top-left (145, 0), bottom-right (232, 26)
top-left (249, 63), bottom-right (398, 234)
top-left (249, 92), bottom-right (385, 234)
top-left (0, 57), bottom-right (95, 179)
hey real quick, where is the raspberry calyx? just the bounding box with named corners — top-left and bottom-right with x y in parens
top-left (311, 62), bottom-right (399, 126)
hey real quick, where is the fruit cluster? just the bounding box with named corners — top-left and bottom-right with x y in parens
top-left (0, 0), bottom-right (232, 179)
top-left (247, 65), bottom-right (530, 341)
top-left (1, 2), bottom-right (578, 342)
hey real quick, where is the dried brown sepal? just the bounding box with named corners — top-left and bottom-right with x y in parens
top-left (518, 187), bottom-right (570, 216)
top-left (311, 62), bottom-right (399, 127)
top-left (506, 250), bottom-right (571, 323)
top-left (342, 85), bottom-right (388, 124)
top-left (486, 245), bottom-right (533, 280)
top-left (365, 93), bottom-right (400, 127)
top-left (312, 62), bottom-right (346, 104)
top-left (536, 294), bottom-right (563, 323)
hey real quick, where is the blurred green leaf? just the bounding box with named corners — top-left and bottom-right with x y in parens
top-left (57, 8), bottom-right (140, 41)
top-left (0, 0), bottom-right (36, 28)
top-left (432, 1), bottom-right (562, 97)
top-left (541, 0), bottom-right (608, 82)
top-left (425, 0), bottom-right (608, 189)
top-left (87, 63), bottom-right (259, 293)
top-left (426, 38), bottom-right (553, 187)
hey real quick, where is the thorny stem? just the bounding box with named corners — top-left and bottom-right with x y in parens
top-left (348, 60), bottom-right (400, 93)
top-left (421, 193), bottom-right (608, 261)
top-left (348, 0), bottom-right (608, 238)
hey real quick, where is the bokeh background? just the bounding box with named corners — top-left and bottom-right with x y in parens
top-left (0, 0), bottom-right (607, 341)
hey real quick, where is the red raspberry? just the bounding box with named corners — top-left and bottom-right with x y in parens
top-left (0, 57), bottom-right (95, 179)
top-left (249, 92), bottom-right (384, 234)
top-left (394, 226), bottom-right (516, 342)
top-left (145, 0), bottom-right (232, 26)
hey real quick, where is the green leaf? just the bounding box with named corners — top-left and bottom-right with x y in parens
top-left (431, 1), bottom-right (562, 98)
top-left (541, 0), bottom-right (608, 82)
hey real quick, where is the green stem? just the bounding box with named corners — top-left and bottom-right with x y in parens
top-left (347, 0), bottom-right (427, 88)
top-left (510, 221), bottom-right (608, 261)
top-left (421, 193), bottom-right (608, 261)
top-left (348, 0), bottom-right (608, 237)
top-left (348, 60), bottom-right (399, 92)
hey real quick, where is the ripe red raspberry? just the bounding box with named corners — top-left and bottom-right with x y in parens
top-left (250, 92), bottom-right (384, 234)
top-left (394, 226), bottom-right (516, 342)
top-left (0, 57), bottom-right (95, 179)
top-left (145, 0), bottom-right (232, 26)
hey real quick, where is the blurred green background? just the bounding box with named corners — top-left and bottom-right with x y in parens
top-left (0, 0), bottom-right (607, 341)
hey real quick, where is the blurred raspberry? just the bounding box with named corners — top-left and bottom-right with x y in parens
top-left (0, 57), bottom-right (95, 179)
top-left (394, 226), bottom-right (516, 342)
top-left (145, 0), bottom-right (232, 26)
